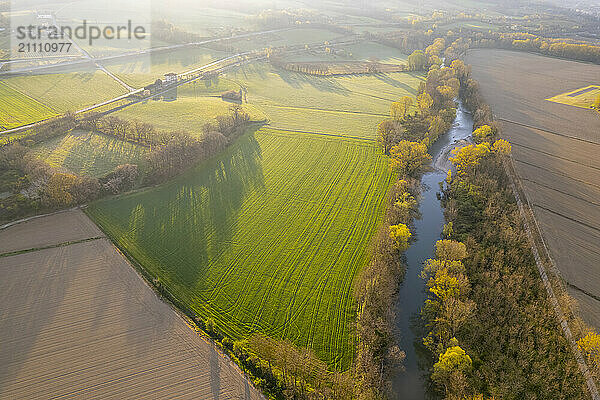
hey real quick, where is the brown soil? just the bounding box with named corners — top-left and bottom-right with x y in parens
top-left (466, 48), bottom-right (600, 329)
top-left (0, 210), bottom-right (262, 399)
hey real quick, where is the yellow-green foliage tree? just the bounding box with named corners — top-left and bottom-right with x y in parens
top-left (435, 239), bottom-right (467, 261)
top-left (401, 96), bottom-right (413, 117)
top-left (417, 92), bottom-right (434, 113)
top-left (408, 50), bottom-right (428, 71)
top-left (393, 183), bottom-right (417, 221)
top-left (389, 140), bottom-right (431, 177)
top-left (389, 223), bottom-right (411, 251)
top-left (472, 125), bottom-right (494, 143)
top-left (594, 94), bottom-right (600, 111)
top-left (491, 139), bottom-right (511, 156)
top-left (432, 344), bottom-right (472, 398)
top-left (44, 173), bottom-right (77, 207)
top-left (449, 142), bottom-right (490, 177)
top-left (423, 239), bottom-right (475, 352)
top-left (377, 120), bottom-right (401, 154)
top-left (578, 331), bottom-right (600, 378)
top-left (390, 96), bottom-right (414, 120)
top-left (390, 102), bottom-right (405, 120)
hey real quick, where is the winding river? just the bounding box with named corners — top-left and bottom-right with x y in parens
top-left (391, 101), bottom-right (473, 399)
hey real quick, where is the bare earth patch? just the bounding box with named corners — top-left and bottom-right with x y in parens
top-left (0, 210), bottom-right (262, 400)
top-left (466, 49), bottom-right (600, 328)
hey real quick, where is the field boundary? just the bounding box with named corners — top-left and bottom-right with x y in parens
top-left (0, 206), bottom-right (81, 230)
top-left (81, 207), bottom-right (266, 398)
top-left (0, 236), bottom-right (105, 258)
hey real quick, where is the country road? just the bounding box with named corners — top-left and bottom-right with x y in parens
top-left (0, 51), bottom-right (261, 135)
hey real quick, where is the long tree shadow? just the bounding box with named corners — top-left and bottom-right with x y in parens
top-left (373, 72), bottom-right (420, 95)
top-left (97, 126), bottom-right (266, 292)
top-left (273, 67), bottom-right (352, 95)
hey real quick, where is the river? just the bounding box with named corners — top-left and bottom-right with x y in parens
top-left (391, 101), bottom-right (473, 399)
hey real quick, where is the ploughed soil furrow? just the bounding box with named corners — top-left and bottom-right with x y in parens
top-left (0, 209), bottom-right (103, 254)
top-left (0, 210), bottom-right (262, 400)
top-left (466, 48), bottom-right (600, 330)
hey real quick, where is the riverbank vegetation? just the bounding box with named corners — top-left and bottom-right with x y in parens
top-left (356, 56), bottom-right (467, 398)
top-left (416, 54), bottom-right (589, 397)
top-left (422, 130), bottom-right (586, 399)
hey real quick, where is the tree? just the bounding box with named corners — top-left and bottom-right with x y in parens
top-left (491, 139), bottom-right (511, 156)
top-left (407, 50), bottom-right (427, 71)
top-left (432, 344), bottom-right (472, 397)
top-left (449, 143), bottom-right (491, 177)
top-left (401, 96), bottom-right (413, 117)
top-left (594, 94), bottom-right (600, 111)
top-left (578, 331), bottom-right (600, 377)
top-left (390, 102), bottom-right (405, 120)
top-left (390, 97), bottom-right (413, 119)
top-left (377, 120), bottom-right (400, 154)
top-left (450, 59), bottom-right (470, 86)
top-left (389, 223), bottom-right (411, 251)
top-left (44, 173), bottom-right (77, 207)
top-left (389, 140), bottom-right (431, 176)
top-left (435, 240), bottom-right (467, 261)
top-left (472, 125), bottom-right (494, 143)
top-left (417, 92), bottom-right (433, 113)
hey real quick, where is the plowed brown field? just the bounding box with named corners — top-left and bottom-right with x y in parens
top-left (0, 210), bottom-right (262, 400)
top-left (466, 49), bottom-right (600, 327)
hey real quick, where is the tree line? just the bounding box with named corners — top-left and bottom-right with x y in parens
top-left (353, 56), bottom-right (469, 399)
top-left (0, 106), bottom-right (253, 223)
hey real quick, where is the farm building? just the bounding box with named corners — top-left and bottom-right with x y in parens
top-left (164, 72), bottom-right (178, 84)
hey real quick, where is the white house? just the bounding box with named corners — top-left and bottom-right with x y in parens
top-left (164, 72), bottom-right (177, 84)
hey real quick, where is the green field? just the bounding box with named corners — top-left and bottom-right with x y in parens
top-left (229, 28), bottom-right (347, 52)
top-left (227, 62), bottom-right (424, 138)
top-left (283, 41), bottom-right (409, 64)
top-left (88, 128), bottom-right (393, 369)
top-left (2, 70), bottom-right (128, 113)
top-left (87, 47), bottom-right (421, 368)
top-left (112, 92), bottom-right (266, 137)
top-left (31, 130), bottom-right (148, 177)
top-left (0, 82), bottom-right (58, 131)
top-left (546, 85), bottom-right (600, 109)
top-left (112, 62), bottom-right (424, 139)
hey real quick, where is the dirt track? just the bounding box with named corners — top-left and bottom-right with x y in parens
top-left (466, 49), bottom-right (600, 328)
top-left (0, 209), bottom-right (262, 399)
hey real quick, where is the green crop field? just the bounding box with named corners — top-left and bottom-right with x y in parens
top-left (258, 104), bottom-right (385, 138)
top-left (227, 62), bottom-right (424, 138)
top-left (88, 49), bottom-right (422, 368)
top-left (0, 82), bottom-right (58, 131)
top-left (336, 41), bottom-right (410, 64)
top-left (111, 62), bottom-right (423, 139)
top-left (31, 130), bottom-right (148, 177)
top-left (546, 85), bottom-right (600, 109)
top-left (112, 93), bottom-right (266, 137)
top-left (283, 41), bottom-right (409, 64)
top-left (3, 70), bottom-right (128, 113)
top-left (87, 128), bottom-right (394, 369)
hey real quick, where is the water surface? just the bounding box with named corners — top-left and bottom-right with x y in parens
top-left (391, 102), bottom-right (473, 399)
